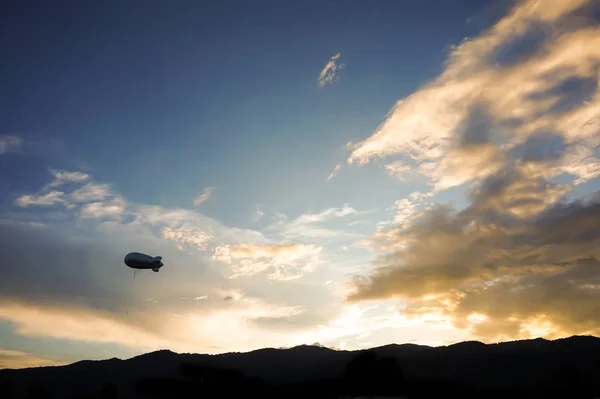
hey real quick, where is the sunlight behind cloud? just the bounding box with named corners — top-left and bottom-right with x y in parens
top-left (343, 0), bottom-right (600, 343)
top-left (0, 292), bottom-right (317, 357)
top-left (212, 243), bottom-right (323, 280)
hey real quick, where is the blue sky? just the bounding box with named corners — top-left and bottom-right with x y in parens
top-left (2, 0), bottom-right (600, 369)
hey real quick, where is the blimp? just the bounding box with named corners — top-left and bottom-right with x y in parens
top-left (124, 252), bottom-right (164, 272)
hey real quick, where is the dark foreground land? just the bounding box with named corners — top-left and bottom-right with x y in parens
top-left (1, 335), bottom-right (600, 398)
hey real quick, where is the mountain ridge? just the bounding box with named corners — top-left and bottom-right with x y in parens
top-left (1, 335), bottom-right (600, 398)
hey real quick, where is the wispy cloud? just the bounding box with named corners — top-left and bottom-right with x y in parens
top-left (267, 204), bottom-right (367, 240)
top-left (162, 226), bottom-right (211, 251)
top-left (318, 53), bottom-right (345, 87)
top-left (0, 135), bottom-right (22, 155)
top-left (253, 204), bottom-right (265, 222)
top-left (212, 243), bottom-right (323, 280)
top-left (15, 190), bottom-right (68, 207)
top-left (79, 196), bottom-right (128, 220)
top-left (71, 183), bottom-right (111, 202)
top-left (193, 186), bottom-right (215, 206)
top-left (47, 168), bottom-right (90, 188)
top-left (327, 164), bottom-right (342, 181)
top-left (15, 169), bottom-right (96, 208)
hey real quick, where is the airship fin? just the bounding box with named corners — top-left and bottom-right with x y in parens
top-left (154, 256), bottom-right (162, 261)
top-left (152, 267), bottom-right (160, 272)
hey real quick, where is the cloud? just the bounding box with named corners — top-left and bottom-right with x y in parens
top-left (318, 53), bottom-right (345, 87)
top-left (11, 171), bottom-right (221, 254)
top-left (162, 226), bottom-right (211, 251)
top-left (267, 204), bottom-right (367, 240)
top-left (384, 161), bottom-right (413, 181)
top-left (0, 135), bottom-right (22, 155)
top-left (342, 0), bottom-right (600, 192)
top-left (14, 168), bottom-right (94, 208)
top-left (47, 168), bottom-right (90, 188)
top-left (0, 349), bottom-right (62, 369)
top-left (253, 204), bottom-right (265, 222)
top-left (346, 168), bottom-right (600, 341)
top-left (79, 196), bottom-right (128, 220)
top-left (71, 183), bottom-right (111, 202)
top-left (212, 243), bottom-right (323, 281)
top-left (193, 186), bottom-right (215, 206)
top-left (15, 190), bottom-right (68, 207)
top-left (327, 164), bottom-right (342, 180)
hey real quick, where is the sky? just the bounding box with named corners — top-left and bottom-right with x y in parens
top-left (1, 0), bottom-right (600, 369)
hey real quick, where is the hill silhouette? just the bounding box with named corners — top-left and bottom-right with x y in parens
top-left (1, 335), bottom-right (600, 398)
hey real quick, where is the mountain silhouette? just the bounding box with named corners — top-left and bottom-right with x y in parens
top-left (1, 335), bottom-right (600, 398)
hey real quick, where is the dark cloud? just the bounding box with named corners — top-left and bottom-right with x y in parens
top-left (528, 74), bottom-right (598, 115)
top-left (0, 221), bottom-right (129, 309)
top-left (457, 104), bottom-right (494, 147)
top-left (347, 174), bottom-right (600, 339)
top-left (490, 0), bottom-right (600, 69)
top-left (0, 220), bottom-right (230, 316)
top-left (490, 21), bottom-right (551, 68)
top-left (466, 166), bottom-right (571, 219)
top-left (511, 132), bottom-right (566, 163)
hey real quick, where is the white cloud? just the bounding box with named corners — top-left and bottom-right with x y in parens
top-left (318, 53), bottom-right (345, 87)
top-left (212, 243), bottom-right (323, 281)
top-left (15, 191), bottom-right (67, 207)
top-left (267, 204), bottom-right (366, 240)
top-left (253, 204), bottom-right (265, 222)
top-left (193, 186), bottom-right (215, 206)
top-left (47, 168), bottom-right (89, 188)
top-left (327, 164), bottom-right (342, 180)
top-left (79, 196), bottom-right (127, 220)
top-left (409, 191), bottom-right (435, 201)
top-left (384, 161), bottom-right (413, 180)
top-left (71, 182), bottom-right (112, 202)
top-left (0, 135), bottom-right (22, 155)
top-left (392, 198), bottom-right (419, 225)
top-left (162, 226), bottom-right (211, 251)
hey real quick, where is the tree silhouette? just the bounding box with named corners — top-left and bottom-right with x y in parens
top-left (341, 350), bottom-right (404, 396)
top-left (99, 382), bottom-right (119, 399)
